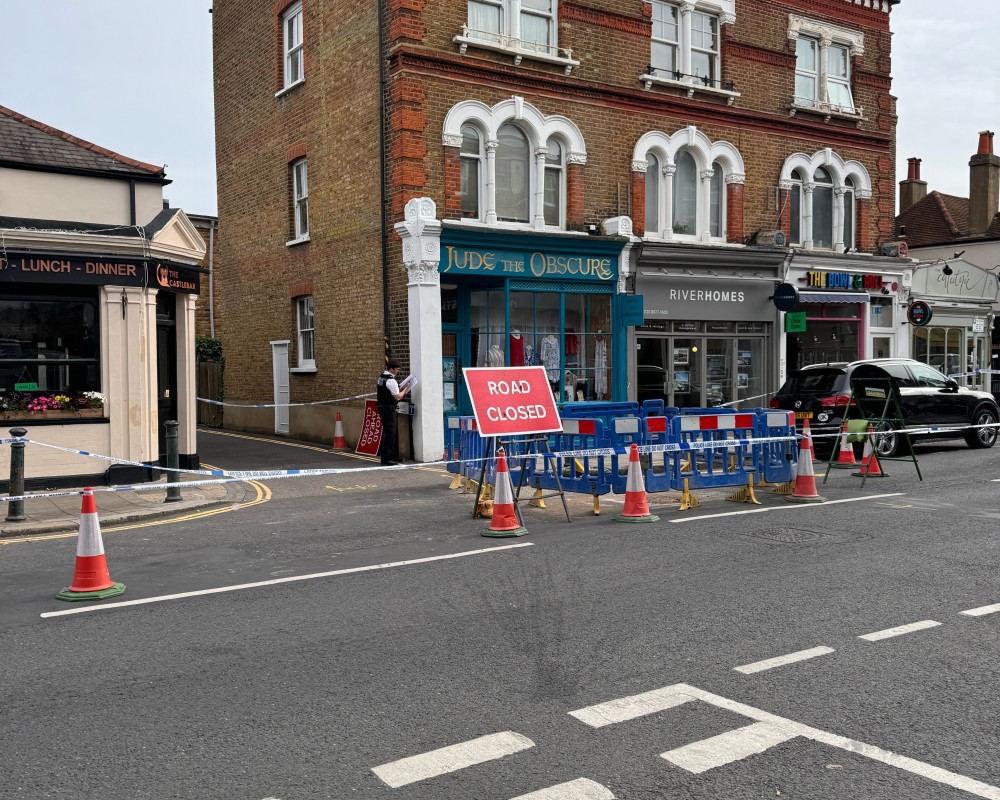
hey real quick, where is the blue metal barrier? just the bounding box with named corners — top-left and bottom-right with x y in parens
top-left (670, 412), bottom-right (758, 490)
top-left (756, 410), bottom-right (798, 483)
top-left (446, 417), bottom-right (462, 476)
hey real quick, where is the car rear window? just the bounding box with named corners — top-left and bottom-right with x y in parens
top-left (781, 369), bottom-right (845, 395)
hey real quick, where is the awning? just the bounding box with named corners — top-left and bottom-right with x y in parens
top-left (798, 291), bottom-right (869, 303)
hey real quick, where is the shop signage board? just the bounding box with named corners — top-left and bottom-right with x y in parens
top-left (907, 301), bottom-right (933, 327)
top-left (618, 295), bottom-right (645, 327)
top-left (0, 252), bottom-right (202, 294)
top-left (974, 318), bottom-right (986, 333)
top-left (463, 366), bottom-right (562, 437)
top-left (14, 382), bottom-right (38, 391)
top-left (804, 271), bottom-right (885, 290)
top-left (784, 312), bottom-right (807, 333)
top-left (356, 400), bottom-right (382, 456)
top-left (642, 279), bottom-right (776, 322)
top-left (772, 283), bottom-right (799, 312)
top-left (442, 244), bottom-right (616, 282)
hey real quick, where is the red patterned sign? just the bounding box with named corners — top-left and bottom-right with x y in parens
top-left (463, 366), bottom-right (562, 437)
top-left (356, 400), bottom-right (382, 456)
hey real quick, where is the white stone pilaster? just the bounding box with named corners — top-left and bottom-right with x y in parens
top-left (394, 197), bottom-right (444, 462)
top-left (176, 292), bottom-right (198, 457)
top-left (802, 182), bottom-right (815, 251)
top-left (485, 140), bottom-right (498, 226)
top-left (663, 163), bottom-right (676, 239)
top-left (834, 187), bottom-right (846, 253)
top-left (533, 147), bottom-right (548, 230)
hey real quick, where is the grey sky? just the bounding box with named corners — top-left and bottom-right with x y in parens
top-left (1, 1), bottom-right (996, 218)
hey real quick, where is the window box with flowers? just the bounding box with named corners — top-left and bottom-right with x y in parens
top-left (0, 392), bottom-right (106, 421)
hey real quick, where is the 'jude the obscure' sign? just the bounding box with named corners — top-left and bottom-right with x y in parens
top-left (463, 366), bottom-right (562, 437)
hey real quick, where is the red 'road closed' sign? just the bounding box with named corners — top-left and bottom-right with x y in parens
top-left (463, 366), bottom-right (562, 437)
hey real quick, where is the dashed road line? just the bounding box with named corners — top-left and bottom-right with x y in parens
top-left (569, 685), bottom-right (693, 728)
top-left (859, 619), bottom-right (942, 641)
top-left (371, 731), bottom-right (534, 788)
top-left (661, 720), bottom-right (798, 774)
top-left (961, 602), bottom-right (1000, 617)
top-left (733, 646), bottom-right (835, 674)
top-left (669, 493), bottom-right (906, 523)
top-left (509, 778), bottom-right (614, 799)
top-left (40, 542), bottom-right (534, 618)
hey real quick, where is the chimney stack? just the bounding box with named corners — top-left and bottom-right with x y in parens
top-left (898, 157), bottom-right (927, 214)
top-left (969, 131), bottom-right (999, 237)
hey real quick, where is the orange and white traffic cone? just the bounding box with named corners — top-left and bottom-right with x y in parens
top-left (785, 426), bottom-right (827, 503)
top-left (56, 488), bottom-right (126, 601)
top-left (615, 443), bottom-right (660, 523)
top-left (831, 419), bottom-right (858, 469)
top-left (333, 412), bottom-right (348, 450)
top-left (853, 424), bottom-right (888, 478)
top-left (482, 448), bottom-right (527, 537)
top-left (804, 417), bottom-right (819, 462)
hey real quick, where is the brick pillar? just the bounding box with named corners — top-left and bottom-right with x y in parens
top-left (856, 197), bottom-right (873, 252)
top-left (631, 170), bottom-right (646, 237)
top-left (726, 181), bottom-right (744, 243)
top-left (443, 146), bottom-right (461, 218)
top-left (566, 163), bottom-right (584, 230)
top-left (778, 188), bottom-right (791, 241)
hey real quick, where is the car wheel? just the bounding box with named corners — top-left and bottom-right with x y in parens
top-left (965, 407), bottom-right (999, 449)
top-left (872, 421), bottom-right (899, 458)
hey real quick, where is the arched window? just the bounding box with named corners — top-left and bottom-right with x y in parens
top-left (812, 166), bottom-right (834, 250)
top-left (645, 153), bottom-right (660, 235)
top-left (460, 125), bottom-right (482, 219)
top-left (543, 137), bottom-right (563, 227)
top-left (672, 149), bottom-right (698, 236)
top-left (495, 123), bottom-right (530, 223)
top-left (709, 162), bottom-right (723, 238)
top-left (843, 176), bottom-right (855, 250)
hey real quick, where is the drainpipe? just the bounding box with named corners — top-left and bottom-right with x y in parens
top-left (377, 0), bottom-right (390, 365)
top-left (208, 220), bottom-right (216, 338)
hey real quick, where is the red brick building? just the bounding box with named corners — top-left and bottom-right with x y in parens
top-left (213, 0), bottom-right (910, 460)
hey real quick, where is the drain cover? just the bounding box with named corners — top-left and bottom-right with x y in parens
top-left (747, 527), bottom-right (827, 544)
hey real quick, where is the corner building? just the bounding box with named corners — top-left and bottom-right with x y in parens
top-left (213, 0), bottom-right (908, 461)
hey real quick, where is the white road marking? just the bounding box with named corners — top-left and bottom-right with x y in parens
top-left (509, 778), bottom-right (614, 799)
top-left (669, 493), bottom-right (906, 522)
top-left (371, 731), bottom-right (534, 788)
top-left (573, 683), bottom-right (1000, 798)
top-left (569, 685), bottom-right (694, 728)
top-left (859, 620), bottom-right (942, 641)
top-left (734, 646), bottom-right (835, 674)
top-left (40, 543), bottom-right (535, 618)
top-left (961, 602), bottom-right (1000, 617)
top-left (661, 721), bottom-right (798, 774)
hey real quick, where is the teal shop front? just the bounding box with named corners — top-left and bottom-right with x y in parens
top-left (439, 227), bottom-right (630, 424)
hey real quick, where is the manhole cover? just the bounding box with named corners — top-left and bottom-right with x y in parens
top-left (746, 527), bottom-right (828, 544)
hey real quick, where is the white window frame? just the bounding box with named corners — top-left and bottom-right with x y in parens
top-left (689, 9), bottom-right (719, 84)
top-left (825, 43), bottom-right (855, 113)
top-left (282, 2), bottom-right (304, 91)
top-left (794, 36), bottom-right (819, 107)
top-left (295, 295), bottom-right (315, 370)
top-left (289, 158), bottom-right (309, 245)
top-left (649, 1), bottom-right (679, 75)
top-left (456, 0), bottom-right (579, 72)
top-left (460, 125), bottom-right (484, 220)
top-left (787, 14), bottom-right (863, 117)
top-left (543, 136), bottom-right (565, 229)
top-left (785, 165), bottom-right (861, 253)
top-left (646, 2), bottom-right (725, 89)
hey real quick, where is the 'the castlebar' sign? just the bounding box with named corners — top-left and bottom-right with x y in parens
top-left (442, 245), bottom-right (615, 281)
top-left (0, 252), bottom-right (202, 294)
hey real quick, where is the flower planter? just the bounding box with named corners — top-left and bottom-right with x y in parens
top-left (0, 408), bottom-right (104, 421)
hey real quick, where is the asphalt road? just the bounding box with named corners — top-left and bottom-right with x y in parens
top-left (2, 428), bottom-right (1000, 799)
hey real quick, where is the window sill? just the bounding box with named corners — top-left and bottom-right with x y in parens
top-left (643, 234), bottom-right (737, 248)
top-left (453, 32), bottom-right (579, 74)
top-left (787, 102), bottom-right (865, 125)
top-left (275, 79), bottom-right (305, 98)
top-left (638, 73), bottom-right (740, 105)
top-left (290, 365), bottom-right (317, 374)
top-left (442, 218), bottom-right (587, 236)
top-left (286, 234), bottom-right (310, 247)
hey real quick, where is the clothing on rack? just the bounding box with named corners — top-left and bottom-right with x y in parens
top-left (509, 333), bottom-right (524, 366)
top-left (487, 343), bottom-right (504, 367)
top-left (565, 328), bottom-right (579, 356)
top-left (594, 339), bottom-right (608, 399)
top-left (539, 335), bottom-right (560, 380)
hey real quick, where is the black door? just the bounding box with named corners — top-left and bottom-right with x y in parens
top-left (156, 294), bottom-right (178, 463)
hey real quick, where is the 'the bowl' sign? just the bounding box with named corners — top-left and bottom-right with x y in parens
top-left (463, 366), bottom-right (562, 437)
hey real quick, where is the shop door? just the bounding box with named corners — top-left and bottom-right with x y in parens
top-left (442, 328), bottom-right (469, 425)
top-left (156, 295), bottom-right (178, 463)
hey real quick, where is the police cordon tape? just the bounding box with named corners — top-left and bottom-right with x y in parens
top-left (196, 392), bottom-right (375, 408)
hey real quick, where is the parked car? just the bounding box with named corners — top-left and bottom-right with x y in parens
top-left (770, 358), bottom-right (1000, 457)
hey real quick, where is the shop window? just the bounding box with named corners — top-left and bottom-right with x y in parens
top-left (869, 297), bottom-right (893, 328)
top-left (782, 151), bottom-right (868, 252)
top-left (280, 1), bottom-right (304, 92)
top-left (460, 125), bottom-right (482, 219)
top-left (295, 296), bottom-right (315, 369)
top-left (290, 158), bottom-right (309, 243)
top-left (0, 291), bottom-right (101, 396)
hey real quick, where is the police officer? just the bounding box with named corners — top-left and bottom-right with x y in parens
top-left (377, 360), bottom-right (409, 465)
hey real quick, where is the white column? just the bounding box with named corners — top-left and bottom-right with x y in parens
top-left (679, 3), bottom-right (695, 77)
top-left (485, 139), bottom-right (498, 225)
top-left (700, 169), bottom-right (715, 242)
top-left (833, 187), bottom-right (846, 252)
top-left (176, 292), bottom-right (199, 457)
top-left (394, 197), bottom-right (444, 462)
top-left (663, 163), bottom-right (676, 239)
top-left (534, 146), bottom-right (548, 230)
top-left (802, 182), bottom-right (815, 251)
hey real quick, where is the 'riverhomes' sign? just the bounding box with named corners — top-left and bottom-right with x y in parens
top-left (0, 253), bottom-right (202, 293)
top-left (442, 245), bottom-right (615, 281)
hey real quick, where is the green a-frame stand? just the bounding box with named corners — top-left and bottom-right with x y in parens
top-left (823, 365), bottom-right (922, 489)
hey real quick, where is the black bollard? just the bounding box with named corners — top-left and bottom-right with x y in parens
top-left (164, 420), bottom-right (182, 503)
top-left (6, 426), bottom-right (28, 522)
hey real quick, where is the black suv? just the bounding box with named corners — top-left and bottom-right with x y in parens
top-left (770, 358), bottom-right (1000, 457)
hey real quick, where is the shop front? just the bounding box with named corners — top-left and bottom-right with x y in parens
top-left (0, 241), bottom-right (204, 487)
top-left (633, 246), bottom-right (785, 408)
top-left (439, 226), bottom-right (631, 421)
top-left (908, 259), bottom-right (997, 391)
top-left (783, 257), bottom-right (912, 372)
